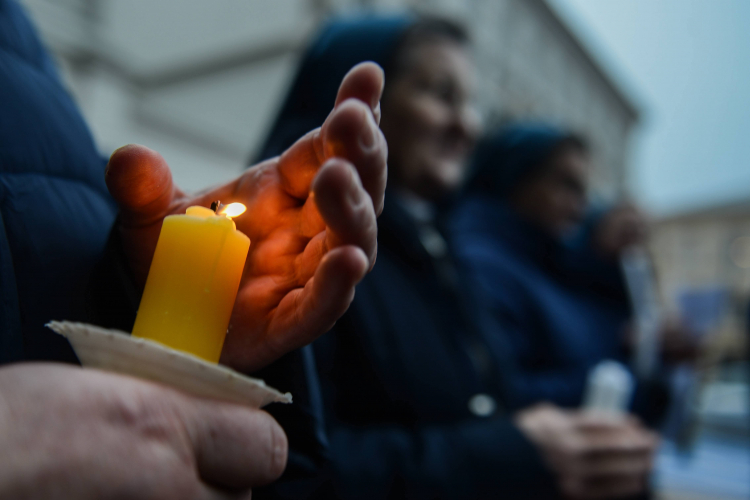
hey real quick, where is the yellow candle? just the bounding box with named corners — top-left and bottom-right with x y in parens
top-left (131, 204), bottom-right (250, 362)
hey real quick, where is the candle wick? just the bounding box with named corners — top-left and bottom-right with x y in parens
top-left (210, 200), bottom-right (221, 213)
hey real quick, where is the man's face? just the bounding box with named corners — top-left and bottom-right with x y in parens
top-left (379, 40), bottom-right (481, 201)
top-left (510, 146), bottom-right (590, 238)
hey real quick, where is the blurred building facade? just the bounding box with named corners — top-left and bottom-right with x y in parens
top-left (20, 0), bottom-right (637, 199)
top-left (651, 202), bottom-right (750, 357)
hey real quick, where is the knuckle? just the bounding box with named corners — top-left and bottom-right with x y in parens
top-left (109, 388), bottom-right (191, 459)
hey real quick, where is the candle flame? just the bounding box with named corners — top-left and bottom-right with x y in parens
top-left (219, 202), bottom-right (246, 218)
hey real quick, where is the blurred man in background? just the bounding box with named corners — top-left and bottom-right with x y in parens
top-left (448, 124), bottom-right (697, 421)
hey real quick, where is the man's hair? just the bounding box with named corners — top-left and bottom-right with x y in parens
top-left (386, 16), bottom-right (470, 80)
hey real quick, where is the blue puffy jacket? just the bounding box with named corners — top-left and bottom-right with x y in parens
top-left (0, 0), bottom-right (116, 364)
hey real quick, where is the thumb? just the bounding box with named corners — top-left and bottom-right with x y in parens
top-left (179, 399), bottom-right (288, 489)
top-left (105, 144), bottom-right (177, 227)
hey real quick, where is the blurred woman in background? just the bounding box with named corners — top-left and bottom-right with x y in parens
top-left (258, 17), bottom-right (658, 500)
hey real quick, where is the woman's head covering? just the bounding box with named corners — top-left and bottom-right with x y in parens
top-left (465, 123), bottom-right (569, 197)
top-left (255, 14), bottom-right (414, 162)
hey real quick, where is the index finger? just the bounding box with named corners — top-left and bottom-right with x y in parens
top-left (334, 62), bottom-right (384, 123)
top-left (276, 63), bottom-right (384, 200)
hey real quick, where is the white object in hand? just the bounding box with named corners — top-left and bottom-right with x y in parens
top-left (47, 321), bottom-right (291, 408)
top-left (583, 360), bottom-right (634, 416)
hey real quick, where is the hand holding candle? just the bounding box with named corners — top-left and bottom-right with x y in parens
top-left (106, 62), bottom-right (387, 372)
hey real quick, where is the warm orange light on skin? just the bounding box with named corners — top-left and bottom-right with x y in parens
top-left (219, 203), bottom-right (247, 219)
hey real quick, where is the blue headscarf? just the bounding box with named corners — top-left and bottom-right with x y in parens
top-left (466, 123), bottom-right (568, 197)
top-left (256, 14), bottom-right (414, 162)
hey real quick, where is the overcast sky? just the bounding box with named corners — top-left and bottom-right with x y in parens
top-left (548, 0), bottom-right (750, 216)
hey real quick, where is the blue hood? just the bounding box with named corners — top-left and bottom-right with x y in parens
top-left (466, 123), bottom-right (567, 197)
top-left (256, 14), bottom-right (413, 162)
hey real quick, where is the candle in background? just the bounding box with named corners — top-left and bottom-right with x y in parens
top-left (131, 203), bottom-right (250, 363)
top-left (583, 360), bottom-right (634, 416)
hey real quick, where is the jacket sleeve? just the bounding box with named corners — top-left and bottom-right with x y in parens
top-left (325, 417), bottom-right (557, 500)
top-left (471, 265), bottom-right (590, 409)
top-left (559, 208), bottom-right (629, 301)
top-left (312, 318), bottom-right (558, 500)
top-left (504, 365), bottom-right (589, 409)
top-left (252, 346), bottom-right (332, 500)
top-left (86, 222), bottom-right (141, 332)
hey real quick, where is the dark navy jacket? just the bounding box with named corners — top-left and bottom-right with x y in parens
top-left (0, 0), bottom-right (116, 364)
top-left (313, 196), bottom-right (556, 499)
top-left (448, 194), bottom-right (631, 409)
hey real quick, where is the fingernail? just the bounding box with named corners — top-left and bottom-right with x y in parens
top-left (355, 246), bottom-right (370, 277)
top-left (371, 90), bottom-right (380, 111)
top-left (345, 165), bottom-right (363, 206)
top-left (270, 424), bottom-right (288, 479)
top-left (373, 101), bottom-right (382, 126)
top-left (376, 66), bottom-right (385, 100)
top-left (359, 116), bottom-right (377, 151)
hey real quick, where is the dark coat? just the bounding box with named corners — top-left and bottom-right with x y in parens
top-left (447, 124), bottom-right (670, 420)
top-left (0, 0), bottom-right (116, 364)
top-left (448, 194), bottom-right (631, 409)
top-left (313, 196), bottom-right (557, 499)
